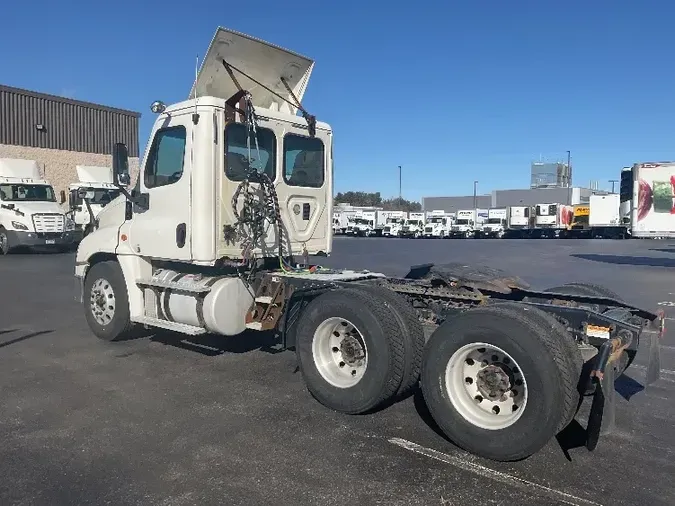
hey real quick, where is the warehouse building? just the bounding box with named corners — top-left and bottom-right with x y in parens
top-left (0, 84), bottom-right (141, 198)
top-left (423, 186), bottom-right (595, 213)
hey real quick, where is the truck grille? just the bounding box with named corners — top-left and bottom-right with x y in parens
top-left (425, 227), bottom-right (433, 233)
top-left (32, 213), bottom-right (65, 233)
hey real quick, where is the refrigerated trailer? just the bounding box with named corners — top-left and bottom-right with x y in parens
top-left (621, 161), bottom-right (675, 238)
top-left (504, 206), bottom-right (531, 238)
top-left (73, 26), bottom-right (665, 464)
top-left (531, 203), bottom-right (573, 238)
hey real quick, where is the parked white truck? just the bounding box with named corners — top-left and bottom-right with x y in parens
top-left (449, 209), bottom-right (476, 238)
top-left (349, 211), bottom-right (376, 236)
top-left (400, 212), bottom-right (425, 238)
top-left (73, 26), bottom-right (664, 464)
top-left (0, 158), bottom-right (76, 254)
top-left (505, 206), bottom-right (531, 238)
top-left (379, 210), bottom-right (407, 237)
top-left (64, 165), bottom-right (122, 241)
top-left (478, 208), bottom-right (507, 238)
top-left (333, 211), bottom-right (350, 235)
top-left (423, 210), bottom-right (452, 238)
top-left (588, 194), bottom-right (626, 239)
top-left (532, 203), bottom-right (573, 238)
top-left (621, 161), bottom-right (675, 238)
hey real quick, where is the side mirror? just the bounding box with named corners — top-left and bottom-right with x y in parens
top-left (59, 190), bottom-right (66, 204)
top-left (112, 142), bottom-right (131, 186)
top-left (69, 189), bottom-right (77, 209)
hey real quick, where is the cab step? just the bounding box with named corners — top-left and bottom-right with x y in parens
top-left (132, 316), bottom-right (207, 335)
top-left (136, 278), bottom-right (212, 293)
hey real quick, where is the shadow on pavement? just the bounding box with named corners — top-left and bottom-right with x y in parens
top-left (149, 329), bottom-right (286, 356)
top-left (571, 253), bottom-right (675, 267)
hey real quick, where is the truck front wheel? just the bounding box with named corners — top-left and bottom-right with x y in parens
top-left (83, 260), bottom-right (135, 341)
top-left (420, 304), bottom-right (577, 461)
top-left (295, 288), bottom-right (406, 414)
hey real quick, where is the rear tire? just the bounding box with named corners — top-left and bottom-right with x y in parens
top-left (420, 304), bottom-right (577, 461)
top-left (350, 284), bottom-right (425, 397)
top-left (83, 260), bottom-right (135, 341)
top-left (295, 288), bottom-right (406, 414)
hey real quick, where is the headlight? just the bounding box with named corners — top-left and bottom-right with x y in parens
top-left (65, 218), bottom-right (76, 231)
top-left (11, 221), bottom-right (28, 231)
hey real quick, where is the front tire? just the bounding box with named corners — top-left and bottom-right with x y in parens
top-left (295, 288), bottom-right (406, 414)
top-left (0, 227), bottom-right (12, 255)
top-left (420, 304), bottom-right (578, 461)
top-left (83, 260), bottom-right (135, 341)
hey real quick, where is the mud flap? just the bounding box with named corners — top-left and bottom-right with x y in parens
top-left (645, 311), bottom-right (665, 385)
top-left (586, 363), bottom-right (616, 451)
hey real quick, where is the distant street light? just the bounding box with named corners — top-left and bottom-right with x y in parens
top-left (473, 181), bottom-right (478, 209)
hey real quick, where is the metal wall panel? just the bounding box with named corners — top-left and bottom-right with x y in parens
top-left (423, 195), bottom-right (492, 213)
top-left (0, 85), bottom-right (140, 156)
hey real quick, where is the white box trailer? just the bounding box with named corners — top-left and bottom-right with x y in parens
top-left (333, 211), bottom-right (350, 235)
top-left (505, 206), bottom-right (531, 238)
top-left (400, 212), bottom-right (425, 238)
top-left (625, 161), bottom-right (675, 238)
top-left (586, 193), bottom-right (627, 238)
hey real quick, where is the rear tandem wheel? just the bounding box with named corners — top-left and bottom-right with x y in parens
top-left (420, 303), bottom-right (581, 461)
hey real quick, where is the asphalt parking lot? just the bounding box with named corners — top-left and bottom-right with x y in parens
top-left (2, 237), bottom-right (675, 506)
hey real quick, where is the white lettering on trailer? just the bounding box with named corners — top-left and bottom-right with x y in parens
top-left (388, 438), bottom-right (603, 506)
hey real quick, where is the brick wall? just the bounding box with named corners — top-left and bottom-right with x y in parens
top-left (0, 144), bottom-right (140, 198)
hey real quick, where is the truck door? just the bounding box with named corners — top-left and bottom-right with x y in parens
top-left (275, 127), bottom-right (331, 246)
top-left (125, 114), bottom-right (192, 260)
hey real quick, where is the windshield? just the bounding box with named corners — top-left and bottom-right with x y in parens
top-left (456, 219), bottom-right (470, 225)
top-left (487, 218), bottom-right (502, 224)
top-left (0, 183), bottom-right (56, 202)
top-left (406, 220), bottom-right (421, 226)
top-left (429, 217), bottom-right (445, 224)
top-left (74, 189), bottom-right (122, 206)
top-left (354, 218), bottom-right (372, 225)
top-left (387, 218), bottom-right (404, 224)
top-left (573, 215), bottom-right (589, 225)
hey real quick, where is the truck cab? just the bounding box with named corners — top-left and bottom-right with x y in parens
top-left (479, 208), bottom-right (507, 238)
top-left (381, 211), bottom-right (407, 237)
top-left (0, 158), bottom-right (76, 254)
top-left (449, 209), bottom-right (475, 238)
top-left (423, 210), bottom-right (452, 238)
top-left (64, 165), bottom-right (122, 241)
top-left (400, 212), bottom-right (425, 238)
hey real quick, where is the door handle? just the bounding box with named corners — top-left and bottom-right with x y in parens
top-left (176, 223), bottom-right (186, 248)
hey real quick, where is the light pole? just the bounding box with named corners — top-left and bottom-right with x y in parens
top-left (473, 180), bottom-right (478, 209)
top-left (566, 150), bottom-right (572, 204)
top-left (609, 179), bottom-right (618, 193)
top-left (398, 165), bottom-right (402, 209)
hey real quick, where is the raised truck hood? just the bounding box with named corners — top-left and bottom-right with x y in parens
top-left (76, 165), bottom-right (113, 184)
top-left (189, 27), bottom-right (314, 115)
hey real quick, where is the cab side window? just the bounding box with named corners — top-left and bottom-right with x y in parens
top-left (225, 123), bottom-right (276, 181)
top-left (283, 134), bottom-right (325, 188)
top-left (144, 126), bottom-right (187, 189)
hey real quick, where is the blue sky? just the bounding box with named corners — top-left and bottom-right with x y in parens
top-left (2, 1), bottom-right (674, 201)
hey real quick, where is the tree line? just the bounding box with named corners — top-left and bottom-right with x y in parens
top-left (334, 191), bottom-right (422, 212)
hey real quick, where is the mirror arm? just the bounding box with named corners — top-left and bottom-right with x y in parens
top-left (83, 198), bottom-right (97, 230)
top-left (114, 183), bottom-right (149, 210)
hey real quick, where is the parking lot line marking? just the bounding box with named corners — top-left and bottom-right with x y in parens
top-left (388, 438), bottom-right (603, 506)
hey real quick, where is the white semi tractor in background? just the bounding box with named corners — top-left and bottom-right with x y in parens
top-left (0, 158), bottom-right (76, 254)
top-left (63, 165), bottom-right (122, 241)
top-left (72, 26), bottom-right (664, 464)
top-left (400, 212), bottom-right (425, 238)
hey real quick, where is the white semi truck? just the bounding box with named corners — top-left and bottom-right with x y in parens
top-left (64, 165), bottom-right (122, 241)
top-left (620, 161), bottom-right (675, 238)
top-left (400, 212), bottom-right (425, 238)
top-left (505, 206), bottom-right (531, 238)
top-left (478, 208), bottom-right (507, 238)
top-left (380, 211), bottom-right (407, 237)
top-left (0, 158), bottom-right (76, 254)
top-left (423, 210), bottom-right (452, 238)
top-left (73, 26), bottom-right (664, 463)
top-left (449, 209), bottom-right (476, 238)
top-left (349, 211), bottom-right (376, 236)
